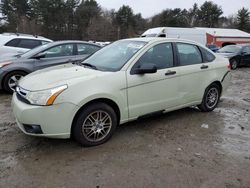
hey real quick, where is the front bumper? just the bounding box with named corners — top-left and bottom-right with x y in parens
top-left (0, 69), bottom-right (5, 90)
top-left (12, 93), bottom-right (78, 139)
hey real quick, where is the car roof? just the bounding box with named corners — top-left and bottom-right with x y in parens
top-left (48, 40), bottom-right (102, 47)
top-left (0, 33), bottom-right (52, 41)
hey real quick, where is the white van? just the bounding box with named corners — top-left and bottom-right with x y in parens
top-left (141, 27), bottom-right (207, 45)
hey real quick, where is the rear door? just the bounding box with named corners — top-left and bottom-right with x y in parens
top-left (127, 42), bottom-right (180, 119)
top-left (173, 42), bottom-right (214, 104)
top-left (34, 43), bottom-right (76, 70)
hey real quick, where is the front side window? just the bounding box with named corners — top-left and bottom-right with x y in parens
top-left (77, 44), bottom-right (100, 55)
top-left (82, 40), bottom-right (146, 71)
top-left (133, 43), bottom-right (173, 70)
top-left (43, 44), bottom-right (74, 58)
top-left (242, 46), bottom-right (250, 54)
top-left (176, 43), bottom-right (202, 66)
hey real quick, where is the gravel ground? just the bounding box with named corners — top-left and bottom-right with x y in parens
top-left (0, 68), bottom-right (250, 188)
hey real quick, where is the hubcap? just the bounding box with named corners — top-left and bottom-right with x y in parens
top-left (231, 61), bottom-right (237, 69)
top-left (206, 88), bottom-right (219, 109)
top-left (82, 111), bottom-right (112, 142)
top-left (8, 75), bottom-right (23, 91)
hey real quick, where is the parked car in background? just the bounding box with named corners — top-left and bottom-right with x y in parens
top-left (0, 40), bottom-right (101, 93)
top-left (206, 44), bottom-right (219, 52)
top-left (216, 44), bottom-right (250, 69)
top-left (0, 33), bottom-right (52, 58)
top-left (12, 38), bottom-right (231, 146)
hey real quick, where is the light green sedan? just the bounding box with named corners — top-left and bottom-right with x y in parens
top-left (12, 38), bottom-right (231, 146)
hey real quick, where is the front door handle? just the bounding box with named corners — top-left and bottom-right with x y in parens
top-left (201, 65), bottom-right (209, 69)
top-left (165, 70), bottom-right (176, 76)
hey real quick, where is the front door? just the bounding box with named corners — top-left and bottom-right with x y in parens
top-left (241, 46), bottom-right (250, 66)
top-left (126, 42), bottom-right (180, 119)
top-left (34, 43), bottom-right (77, 70)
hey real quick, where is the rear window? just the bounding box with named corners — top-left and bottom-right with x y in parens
top-left (5, 39), bottom-right (20, 47)
top-left (200, 47), bottom-right (216, 62)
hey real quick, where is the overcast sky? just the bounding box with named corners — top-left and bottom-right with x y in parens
top-left (98, 0), bottom-right (250, 18)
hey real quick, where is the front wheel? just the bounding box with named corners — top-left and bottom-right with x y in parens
top-left (3, 71), bottom-right (27, 94)
top-left (72, 102), bottom-right (117, 146)
top-left (198, 84), bottom-right (221, 112)
top-left (230, 59), bottom-right (238, 70)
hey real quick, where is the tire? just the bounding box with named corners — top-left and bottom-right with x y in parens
top-left (72, 102), bottom-right (117, 147)
top-left (198, 84), bottom-right (221, 112)
top-left (230, 59), bottom-right (238, 70)
top-left (3, 71), bottom-right (27, 94)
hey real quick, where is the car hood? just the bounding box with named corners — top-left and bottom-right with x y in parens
top-left (216, 52), bottom-right (237, 58)
top-left (19, 63), bottom-right (106, 91)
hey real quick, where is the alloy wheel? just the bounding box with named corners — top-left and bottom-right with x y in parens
top-left (82, 110), bottom-right (112, 142)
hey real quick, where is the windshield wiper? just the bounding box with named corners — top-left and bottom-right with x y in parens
top-left (74, 62), bottom-right (97, 70)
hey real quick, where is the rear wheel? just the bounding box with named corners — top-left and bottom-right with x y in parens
top-left (3, 71), bottom-right (27, 93)
top-left (198, 84), bottom-right (221, 112)
top-left (72, 102), bottom-right (117, 146)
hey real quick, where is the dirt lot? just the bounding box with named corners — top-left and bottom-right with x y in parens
top-left (0, 68), bottom-right (250, 188)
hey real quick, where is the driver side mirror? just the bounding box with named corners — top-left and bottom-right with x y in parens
top-left (33, 52), bottom-right (46, 59)
top-left (133, 63), bottom-right (157, 75)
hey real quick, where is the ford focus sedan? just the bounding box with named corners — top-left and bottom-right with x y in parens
top-left (12, 38), bottom-right (231, 146)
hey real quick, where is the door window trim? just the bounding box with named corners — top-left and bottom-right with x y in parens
top-left (174, 42), bottom-right (205, 67)
top-left (130, 42), bottom-right (176, 75)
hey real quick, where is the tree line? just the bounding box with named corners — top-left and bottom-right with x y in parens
top-left (0, 0), bottom-right (249, 41)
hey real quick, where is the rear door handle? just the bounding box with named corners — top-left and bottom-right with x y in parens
top-left (201, 65), bottom-right (209, 69)
top-left (165, 70), bottom-right (176, 76)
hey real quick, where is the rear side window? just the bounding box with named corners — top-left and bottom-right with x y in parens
top-left (200, 47), bottom-right (216, 62)
top-left (176, 43), bottom-right (202, 66)
top-left (5, 39), bottom-right (20, 47)
top-left (77, 44), bottom-right (100, 55)
top-left (18, 39), bottom-right (42, 49)
top-left (5, 38), bottom-right (42, 49)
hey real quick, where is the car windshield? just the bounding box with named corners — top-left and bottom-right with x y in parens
top-left (82, 40), bottom-right (147, 71)
top-left (19, 43), bottom-right (51, 58)
top-left (218, 45), bottom-right (242, 53)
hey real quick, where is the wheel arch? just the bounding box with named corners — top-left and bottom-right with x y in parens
top-left (1, 69), bottom-right (29, 89)
top-left (209, 80), bottom-right (222, 95)
top-left (71, 98), bottom-right (121, 136)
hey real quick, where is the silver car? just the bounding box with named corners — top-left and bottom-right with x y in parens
top-left (0, 40), bottom-right (101, 93)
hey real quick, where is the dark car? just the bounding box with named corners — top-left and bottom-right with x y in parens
top-left (0, 41), bottom-right (101, 93)
top-left (206, 44), bottom-right (219, 52)
top-left (216, 44), bottom-right (250, 70)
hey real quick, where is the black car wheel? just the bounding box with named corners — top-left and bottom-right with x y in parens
top-left (72, 102), bottom-right (117, 147)
top-left (230, 59), bottom-right (238, 70)
top-left (198, 83), bottom-right (221, 112)
top-left (3, 71), bottom-right (27, 94)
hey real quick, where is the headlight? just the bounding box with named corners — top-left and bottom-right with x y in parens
top-left (0, 62), bottom-right (12, 68)
top-left (25, 85), bottom-right (68, 106)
